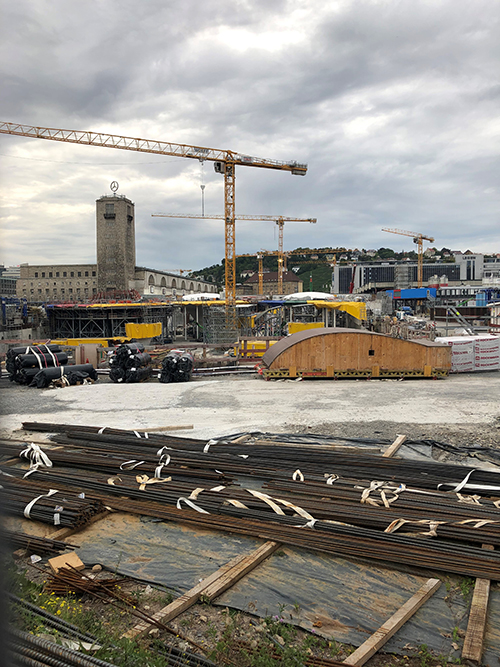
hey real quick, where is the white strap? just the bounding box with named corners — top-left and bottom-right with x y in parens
top-left (31, 349), bottom-right (43, 368)
top-left (98, 427), bottom-right (106, 434)
top-left (44, 345), bottom-right (58, 366)
top-left (246, 489), bottom-right (286, 515)
top-left (120, 460), bottom-right (145, 470)
top-left (20, 442), bottom-right (53, 468)
top-left (437, 470), bottom-right (476, 492)
top-left (325, 474), bottom-right (339, 485)
top-left (204, 440), bottom-right (217, 453)
top-left (24, 489), bottom-right (58, 519)
top-left (189, 487), bottom-right (205, 500)
top-left (292, 469), bottom-right (304, 482)
top-left (133, 431), bottom-right (141, 438)
top-left (176, 497), bottom-right (210, 513)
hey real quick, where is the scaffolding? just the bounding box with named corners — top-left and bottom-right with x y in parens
top-left (202, 305), bottom-right (238, 345)
top-left (47, 304), bottom-right (174, 341)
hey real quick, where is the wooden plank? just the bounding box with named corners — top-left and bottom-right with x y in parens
top-left (383, 434), bottom-right (407, 458)
top-left (123, 540), bottom-right (279, 639)
top-left (462, 544), bottom-right (494, 663)
top-left (49, 510), bottom-right (111, 541)
top-left (343, 578), bottom-right (441, 666)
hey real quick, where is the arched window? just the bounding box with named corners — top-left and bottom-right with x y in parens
top-left (160, 277), bottom-right (167, 287)
top-left (171, 279), bottom-right (177, 289)
top-left (189, 282), bottom-right (194, 292)
top-left (197, 284), bottom-right (201, 292)
top-left (181, 281), bottom-right (186, 290)
top-left (148, 274), bottom-right (155, 285)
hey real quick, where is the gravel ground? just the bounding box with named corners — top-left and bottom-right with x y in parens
top-left (1, 371), bottom-right (500, 446)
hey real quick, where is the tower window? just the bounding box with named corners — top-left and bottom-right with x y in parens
top-left (104, 203), bottom-right (115, 218)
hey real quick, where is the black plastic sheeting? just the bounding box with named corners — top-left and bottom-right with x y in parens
top-left (72, 513), bottom-right (500, 663)
top-left (6, 344), bottom-right (67, 384)
top-left (29, 364), bottom-right (98, 388)
top-left (159, 350), bottom-right (194, 383)
top-left (109, 344), bottom-right (152, 384)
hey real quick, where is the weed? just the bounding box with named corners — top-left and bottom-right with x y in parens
top-left (459, 577), bottom-right (475, 600)
top-left (418, 643), bottom-right (433, 667)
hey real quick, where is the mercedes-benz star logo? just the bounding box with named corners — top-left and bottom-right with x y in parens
top-left (110, 181), bottom-right (119, 193)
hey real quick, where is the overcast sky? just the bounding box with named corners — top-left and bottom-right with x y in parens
top-left (1, 0), bottom-right (499, 272)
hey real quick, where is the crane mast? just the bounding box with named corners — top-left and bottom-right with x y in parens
top-left (0, 121), bottom-right (308, 309)
top-left (382, 227), bottom-right (435, 288)
top-left (152, 212), bottom-right (316, 294)
top-left (236, 250), bottom-right (290, 296)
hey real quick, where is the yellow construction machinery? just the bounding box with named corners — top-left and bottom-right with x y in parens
top-left (382, 228), bottom-right (435, 288)
top-left (0, 121), bottom-right (308, 307)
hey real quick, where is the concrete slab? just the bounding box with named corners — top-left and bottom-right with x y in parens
top-left (1, 372), bottom-right (500, 440)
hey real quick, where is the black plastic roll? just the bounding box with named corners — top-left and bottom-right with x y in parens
top-left (29, 364), bottom-right (98, 389)
top-left (125, 352), bottom-right (151, 369)
top-left (15, 352), bottom-right (68, 369)
top-left (114, 342), bottom-right (145, 364)
top-left (125, 366), bottom-right (153, 383)
top-left (159, 350), bottom-right (194, 383)
top-left (109, 366), bottom-right (126, 383)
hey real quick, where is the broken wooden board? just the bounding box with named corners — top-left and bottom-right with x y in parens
top-left (123, 540), bottom-right (279, 639)
top-left (383, 434), bottom-right (407, 458)
top-left (462, 544), bottom-right (494, 663)
top-left (48, 551), bottom-right (85, 574)
top-left (343, 578), bottom-right (441, 666)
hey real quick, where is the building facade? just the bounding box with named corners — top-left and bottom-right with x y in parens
top-left (16, 192), bottom-right (216, 302)
top-left (237, 271), bottom-right (303, 296)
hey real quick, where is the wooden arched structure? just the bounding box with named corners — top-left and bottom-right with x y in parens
top-left (260, 328), bottom-right (451, 379)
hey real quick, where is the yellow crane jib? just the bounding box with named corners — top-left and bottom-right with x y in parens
top-left (381, 227), bottom-right (435, 289)
top-left (0, 121), bottom-right (308, 308)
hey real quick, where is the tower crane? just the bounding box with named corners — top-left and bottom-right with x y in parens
top-left (151, 213), bottom-right (316, 294)
top-left (236, 250), bottom-right (291, 295)
top-left (382, 228), bottom-right (435, 288)
top-left (0, 121), bottom-right (307, 308)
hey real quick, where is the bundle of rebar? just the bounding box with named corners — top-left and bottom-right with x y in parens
top-left (8, 594), bottom-right (216, 667)
top-left (159, 350), bottom-right (194, 383)
top-left (4, 529), bottom-right (70, 553)
top-left (44, 567), bottom-right (130, 598)
top-left (109, 343), bottom-right (152, 383)
top-left (6, 344), bottom-right (68, 384)
top-left (0, 476), bottom-right (103, 528)
top-left (7, 627), bottom-right (121, 667)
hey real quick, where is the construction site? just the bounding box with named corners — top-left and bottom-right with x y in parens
top-left (1, 121), bottom-right (500, 667)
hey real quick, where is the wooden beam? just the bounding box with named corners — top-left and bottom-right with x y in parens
top-left (383, 434), bottom-right (407, 458)
top-left (49, 510), bottom-right (111, 541)
top-left (343, 578), bottom-right (441, 666)
top-left (462, 544), bottom-right (494, 663)
top-left (123, 540), bottom-right (279, 639)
